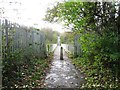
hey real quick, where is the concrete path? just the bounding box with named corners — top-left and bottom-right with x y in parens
top-left (44, 46), bottom-right (85, 88)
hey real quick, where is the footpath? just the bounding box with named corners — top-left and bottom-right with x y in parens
top-left (44, 46), bottom-right (85, 88)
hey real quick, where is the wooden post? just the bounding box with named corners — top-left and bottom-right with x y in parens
top-left (60, 47), bottom-right (63, 60)
top-left (47, 44), bottom-right (50, 56)
top-left (5, 19), bottom-right (8, 51)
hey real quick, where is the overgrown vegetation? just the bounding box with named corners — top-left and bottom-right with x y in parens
top-left (3, 50), bottom-right (53, 88)
top-left (1, 20), bottom-right (55, 88)
top-left (45, 1), bottom-right (120, 89)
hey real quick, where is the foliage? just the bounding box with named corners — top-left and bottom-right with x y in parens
top-left (61, 32), bottom-right (74, 44)
top-left (41, 28), bottom-right (59, 44)
top-left (3, 50), bottom-right (53, 88)
top-left (45, 1), bottom-right (120, 89)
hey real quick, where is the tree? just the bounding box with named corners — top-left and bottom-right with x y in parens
top-left (44, 1), bottom-right (120, 88)
top-left (40, 28), bottom-right (59, 44)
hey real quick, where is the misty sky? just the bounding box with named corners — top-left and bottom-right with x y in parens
top-left (0, 0), bottom-right (66, 33)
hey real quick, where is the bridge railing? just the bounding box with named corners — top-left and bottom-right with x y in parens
top-left (46, 44), bottom-right (57, 55)
top-left (61, 44), bottom-right (74, 55)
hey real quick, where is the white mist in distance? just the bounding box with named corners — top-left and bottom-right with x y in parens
top-left (0, 0), bottom-right (66, 33)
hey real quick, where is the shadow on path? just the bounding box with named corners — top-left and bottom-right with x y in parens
top-left (44, 46), bottom-right (85, 88)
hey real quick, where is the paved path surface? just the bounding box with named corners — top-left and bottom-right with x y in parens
top-left (44, 46), bottom-right (85, 88)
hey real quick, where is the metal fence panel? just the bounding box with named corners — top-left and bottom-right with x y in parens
top-left (2, 19), bottom-right (47, 59)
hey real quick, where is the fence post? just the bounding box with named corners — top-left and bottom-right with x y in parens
top-left (47, 44), bottom-right (50, 54)
top-left (74, 34), bottom-right (80, 58)
top-left (5, 19), bottom-right (9, 52)
top-left (0, 19), bottom-right (2, 89)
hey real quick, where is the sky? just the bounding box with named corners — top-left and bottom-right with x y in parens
top-left (0, 0), bottom-right (66, 33)
top-left (1, 0), bottom-right (116, 33)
